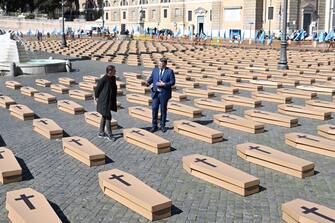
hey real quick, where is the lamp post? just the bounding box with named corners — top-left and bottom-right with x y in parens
top-left (61, 0), bottom-right (67, 48)
top-left (278, 0), bottom-right (289, 70)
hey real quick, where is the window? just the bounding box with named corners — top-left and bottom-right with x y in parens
top-left (161, 0), bottom-right (170, 2)
top-left (175, 8), bottom-right (180, 17)
top-left (210, 10), bottom-right (212, 21)
top-left (123, 11), bottom-right (126, 19)
top-left (139, 0), bottom-right (148, 4)
top-left (143, 10), bottom-right (146, 18)
top-left (188, 10), bottom-right (192, 21)
top-left (120, 0), bottom-right (128, 6)
top-left (105, 12), bottom-right (109, 20)
top-left (163, 9), bottom-right (168, 18)
top-left (152, 9), bottom-right (156, 18)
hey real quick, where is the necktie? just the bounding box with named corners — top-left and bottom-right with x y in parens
top-left (159, 69), bottom-right (163, 81)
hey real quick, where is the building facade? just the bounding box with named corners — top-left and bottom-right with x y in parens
top-left (103, 0), bottom-right (334, 37)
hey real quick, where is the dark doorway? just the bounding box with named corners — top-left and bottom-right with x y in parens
top-left (197, 16), bottom-right (204, 34)
top-left (303, 13), bottom-right (312, 34)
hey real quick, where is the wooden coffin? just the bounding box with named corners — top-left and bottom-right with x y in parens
top-left (5, 81), bottom-right (22, 90)
top-left (237, 143), bottom-right (314, 178)
top-left (6, 188), bottom-right (62, 223)
top-left (83, 75), bottom-right (99, 83)
top-left (232, 83), bottom-right (263, 92)
top-left (194, 98), bottom-right (233, 112)
top-left (183, 88), bottom-right (215, 98)
top-left (50, 84), bottom-right (69, 94)
top-left (62, 136), bottom-right (105, 166)
top-left (20, 86), bottom-right (38, 97)
top-left (305, 100), bottom-right (335, 112)
top-left (278, 104), bottom-right (332, 120)
top-left (34, 92), bottom-right (57, 104)
top-left (79, 82), bottom-right (96, 91)
top-left (197, 78), bottom-right (222, 86)
top-left (58, 77), bottom-right (76, 85)
top-left (126, 94), bottom-right (152, 106)
top-left (168, 102), bottom-right (203, 118)
top-left (0, 96), bottom-right (16, 109)
top-left (183, 154), bottom-right (259, 196)
top-left (123, 128), bottom-right (170, 154)
top-left (213, 113), bottom-right (264, 134)
top-left (33, 118), bottom-right (63, 139)
top-left (297, 85), bottom-right (335, 96)
top-left (249, 80), bottom-right (283, 88)
top-left (128, 106), bottom-right (160, 123)
top-left (84, 111), bottom-right (118, 130)
top-left (99, 169), bottom-right (171, 221)
top-left (252, 91), bottom-right (292, 104)
top-left (282, 199), bottom-right (335, 223)
top-left (277, 88), bottom-right (317, 99)
top-left (245, 109), bottom-right (298, 128)
top-left (175, 80), bottom-right (200, 88)
top-left (222, 95), bottom-right (262, 108)
top-left (174, 120), bottom-right (223, 143)
top-left (285, 132), bottom-right (335, 158)
top-left (171, 92), bottom-right (187, 101)
top-left (208, 86), bottom-right (239, 95)
top-left (69, 89), bottom-right (93, 100)
top-left (0, 147), bottom-right (22, 184)
top-left (57, 100), bottom-right (85, 115)
top-left (9, 104), bottom-right (34, 121)
top-left (317, 124), bottom-right (335, 140)
top-left (35, 79), bottom-right (51, 87)
top-left (126, 85), bottom-right (151, 94)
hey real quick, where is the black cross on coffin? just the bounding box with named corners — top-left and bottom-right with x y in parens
top-left (171, 103), bottom-right (181, 107)
top-left (220, 114), bottom-right (236, 120)
top-left (254, 110), bottom-right (267, 115)
top-left (0, 96), bottom-right (4, 100)
top-left (131, 130), bottom-right (145, 136)
top-left (297, 135), bottom-right (319, 142)
top-left (39, 119), bottom-right (48, 125)
top-left (109, 174), bottom-right (131, 186)
top-left (62, 101), bottom-right (70, 104)
top-left (15, 194), bottom-right (35, 210)
top-left (248, 146), bottom-right (271, 155)
top-left (90, 112), bottom-right (100, 117)
top-left (69, 138), bottom-right (82, 146)
top-left (301, 206), bottom-right (335, 222)
top-left (328, 126), bottom-right (335, 130)
top-left (15, 105), bottom-right (22, 110)
top-left (181, 122), bottom-right (196, 128)
top-left (0, 151), bottom-right (5, 159)
top-left (195, 158), bottom-right (217, 168)
top-left (135, 107), bottom-right (145, 111)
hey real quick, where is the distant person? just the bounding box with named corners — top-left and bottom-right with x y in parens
top-left (95, 65), bottom-right (118, 141)
top-left (146, 58), bottom-right (175, 133)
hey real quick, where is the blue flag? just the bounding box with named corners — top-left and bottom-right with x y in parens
top-left (325, 31), bottom-right (335, 41)
top-left (260, 31), bottom-right (265, 44)
top-left (319, 32), bottom-right (325, 42)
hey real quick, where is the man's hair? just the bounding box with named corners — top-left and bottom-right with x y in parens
top-left (160, 58), bottom-right (168, 63)
top-left (106, 65), bottom-right (115, 74)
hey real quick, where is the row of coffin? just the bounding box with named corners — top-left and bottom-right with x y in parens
top-left (5, 172), bottom-right (335, 222)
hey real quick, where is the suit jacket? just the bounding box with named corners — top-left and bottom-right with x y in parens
top-left (147, 67), bottom-right (175, 101)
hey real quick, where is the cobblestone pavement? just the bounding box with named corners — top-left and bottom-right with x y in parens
top-left (0, 52), bottom-right (334, 223)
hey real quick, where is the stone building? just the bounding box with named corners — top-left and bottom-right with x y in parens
top-left (103, 0), bottom-right (334, 37)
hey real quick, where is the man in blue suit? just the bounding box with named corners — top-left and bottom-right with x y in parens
top-left (146, 58), bottom-right (175, 133)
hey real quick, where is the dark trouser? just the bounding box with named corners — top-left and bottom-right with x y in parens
top-left (99, 112), bottom-right (112, 135)
top-left (152, 93), bottom-right (168, 128)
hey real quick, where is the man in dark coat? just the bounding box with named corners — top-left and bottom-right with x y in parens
top-left (95, 65), bottom-right (118, 141)
top-left (146, 58), bottom-right (175, 133)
